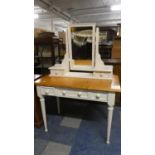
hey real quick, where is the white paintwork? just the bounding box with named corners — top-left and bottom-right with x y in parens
top-left (37, 86), bottom-right (108, 102)
top-left (87, 92), bottom-right (108, 102)
top-left (36, 86), bottom-right (116, 144)
top-left (69, 60), bottom-right (94, 71)
top-left (106, 93), bottom-right (115, 144)
top-left (43, 23), bottom-right (117, 144)
top-left (64, 72), bottom-right (92, 78)
top-left (40, 97), bottom-right (48, 132)
top-left (64, 72), bottom-right (113, 79)
top-left (106, 106), bottom-right (114, 144)
top-left (93, 27), bottom-right (113, 79)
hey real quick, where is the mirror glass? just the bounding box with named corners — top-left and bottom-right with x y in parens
top-left (69, 24), bottom-right (95, 70)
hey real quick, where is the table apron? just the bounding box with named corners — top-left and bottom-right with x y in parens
top-left (36, 86), bottom-right (109, 103)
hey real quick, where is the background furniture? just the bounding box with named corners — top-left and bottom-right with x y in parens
top-left (112, 37), bottom-right (121, 59)
top-left (99, 45), bottom-right (112, 59)
top-left (34, 74), bottom-right (43, 128)
top-left (99, 26), bottom-right (116, 59)
top-left (34, 34), bottom-right (65, 75)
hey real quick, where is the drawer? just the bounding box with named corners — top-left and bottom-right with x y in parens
top-left (93, 72), bottom-right (112, 79)
top-left (56, 88), bottom-right (88, 99)
top-left (50, 70), bottom-right (64, 76)
top-left (41, 87), bottom-right (55, 96)
top-left (87, 92), bottom-right (108, 102)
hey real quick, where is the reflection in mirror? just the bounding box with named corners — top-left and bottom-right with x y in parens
top-left (71, 26), bottom-right (93, 66)
top-left (74, 60), bottom-right (92, 66)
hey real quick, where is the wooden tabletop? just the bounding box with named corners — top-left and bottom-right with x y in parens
top-left (34, 74), bottom-right (43, 81)
top-left (35, 74), bottom-right (121, 93)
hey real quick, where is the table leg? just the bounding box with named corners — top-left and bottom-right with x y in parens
top-left (106, 105), bottom-right (114, 144)
top-left (56, 97), bottom-right (61, 114)
top-left (40, 97), bottom-right (48, 132)
top-left (106, 93), bottom-right (115, 144)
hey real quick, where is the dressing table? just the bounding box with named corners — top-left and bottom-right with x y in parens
top-left (35, 23), bottom-right (121, 144)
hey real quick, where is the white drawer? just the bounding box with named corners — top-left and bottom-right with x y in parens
top-left (93, 72), bottom-right (113, 79)
top-left (50, 70), bottom-right (64, 76)
top-left (87, 92), bottom-right (108, 102)
top-left (38, 87), bottom-right (108, 102)
top-left (41, 87), bottom-right (55, 96)
top-left (56, 88), bottom-right (88, 99)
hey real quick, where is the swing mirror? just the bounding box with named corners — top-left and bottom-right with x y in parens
top-left (68, 24), bottom-right (96, 71)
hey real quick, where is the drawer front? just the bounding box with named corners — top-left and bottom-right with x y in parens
top-left (41, 87), bottom-right (55, 96)
top-left (87, 92), bottom-right (108, 102)
top-left (93, 72), bottom-right (112, 79)
top-left (50, 70), bottom-right (64, 76)
top-left (56, 88), bottom-right (88, 99)
top-left (37, 87), bottom-right (108, 102)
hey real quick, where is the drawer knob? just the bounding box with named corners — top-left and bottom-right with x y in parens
top-left (77, 92), bottom-right (82, 97)
top-left (45, 90), bottom-right (49, 95)
top-left (96, 94), bottom-right (100, 99)
top-left (62, 91), bottom-right (66, 96)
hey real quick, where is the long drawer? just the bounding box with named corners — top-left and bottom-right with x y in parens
top-left (38, 86), bottom-right (108, 102)
top-left (56, 88), bottom-right (88, 100)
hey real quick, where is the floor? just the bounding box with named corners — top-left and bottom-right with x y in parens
top-left (34, 97), bottom-right (121, 155)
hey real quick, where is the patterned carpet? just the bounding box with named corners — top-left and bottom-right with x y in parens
top-left (34, 97), bottom-right (121, 155)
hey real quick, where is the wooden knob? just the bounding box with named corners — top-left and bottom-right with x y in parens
top-left (62, 91), bottom-right (66, 96)
top-left (45, 90), bottom-right (49, 95)
top-left (96, 94), bottom-right (100, 99)
top-left (77, 92), bottom-right (82, 97)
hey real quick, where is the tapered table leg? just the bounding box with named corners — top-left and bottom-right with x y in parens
top-left (106, 93), bottom-right (115, 144)
top-left (40, 97), bottom-right (48, 132)
top-left (106, 106), bottom-right (114, 144)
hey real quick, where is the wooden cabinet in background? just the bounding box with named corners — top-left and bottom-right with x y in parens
top-left (112, 38), bottom-right (121, 59)
top-left (104, 59), bottom-right (121, 106)
top-left (113, 64), bottom-right (121, 106)
top-left (34, 75), bottom-right (43, 128)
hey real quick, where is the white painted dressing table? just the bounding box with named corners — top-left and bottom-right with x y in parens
top-left (35, 74), bottom-right (120, 144)
top-left (35, 23), bottom-right (121, 144)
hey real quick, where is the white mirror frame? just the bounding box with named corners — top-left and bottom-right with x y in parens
top-left (49, 24), bottom-right (113, 80)
top-left (68, 23), bottom-right (96, 71)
